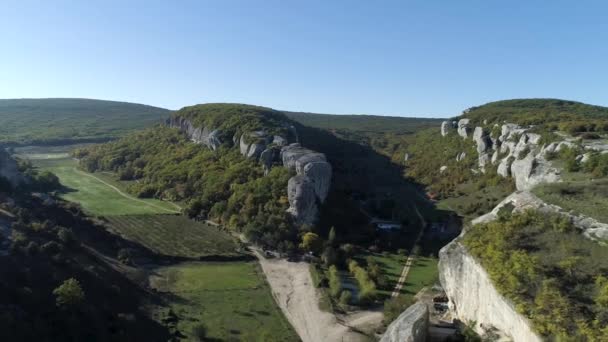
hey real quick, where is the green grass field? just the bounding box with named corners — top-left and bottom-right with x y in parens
top-left (105, 215), bottom-right (239, 258)
top-left (534, 178), bottom-right (608, 224)
top-left (149, 262), bottom-right (299, 342)
top-left (26, 156), bottom-right (180, 216)
top-left (363, 252), bottom-right (438, 299)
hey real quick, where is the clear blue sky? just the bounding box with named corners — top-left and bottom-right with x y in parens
top-left (1, 1), bottom-right (607, 117)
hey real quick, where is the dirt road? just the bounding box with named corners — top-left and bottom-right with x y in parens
top-left (254, 251), bottom-right (383, 342)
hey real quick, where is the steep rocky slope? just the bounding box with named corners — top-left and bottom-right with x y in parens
top-left (167, 104), bottom-right (332, 225)
top-left (439, 237), bottom-right (542, 341)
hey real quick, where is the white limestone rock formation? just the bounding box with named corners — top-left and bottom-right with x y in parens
top-left (510, 151), bottom-right (560, 191)
top-left (457, 119), bottom-right (471, 138)
top-left (281, 144), bottom-right (332, 224)
top-left (286, 175), bottom-right (318, 225)
top-left (167, 116), bottom-right (224, 150)
top-left (380, 302), bottom-right (428, 342)
top-left (439, 238), bottom-right (542, 342)
top-left (473, 191), bottom-right (608, 242)
top-left (441, 121), bottom-right (451, 137)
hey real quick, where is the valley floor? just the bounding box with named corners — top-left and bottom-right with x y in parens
top-left (254, 249), bottom-right (383, 342)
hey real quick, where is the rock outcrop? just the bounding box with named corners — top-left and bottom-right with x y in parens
top-left (281, 144), bottom-right (332, 224)
top-left (442, 118), bottom-right (563, 189)
top-left (439, 238), bottom-right (542, 342)
top-left (441, 121), bottom-right (450, 137)
top-left (473, 190), bottom-right (608, 242)
top-left (168, 116), bottom-right (332, 225)
top-left (380, 302), bottom-right (428, 342)
top-left (166, 116), bottom-right (223, 150)
top-left (457, 119), bottom-right (471, 138)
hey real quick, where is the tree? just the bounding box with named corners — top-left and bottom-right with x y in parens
top-left (299, 232), bottom-right (322, 254)
top-left (328, 226), bottom-right (337, 246)
top-left (339, 290), bottom-right (352, 305)
top-left (328, 265), bottom-right (342, 297)
top-left (53, 278), bottom-right (85, 308)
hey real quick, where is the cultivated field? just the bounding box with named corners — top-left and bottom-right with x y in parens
top-left (149, 262), bottom-right (299, 342)
top-left (105, 215), bottom-right (240, 258)
top-left (25, 155), bottom-right (180, 216)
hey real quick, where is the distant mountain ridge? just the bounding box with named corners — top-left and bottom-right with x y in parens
top-left (0, 98), bottom-right (170, 145)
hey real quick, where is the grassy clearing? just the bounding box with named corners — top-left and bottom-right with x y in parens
top-left (105, 215), bottom-right (239, 258)
top-left (149, 262), bottom-right (298, 342)
top-left (401, 256), bottom-right (438, 295)
top-left (364, 252), bottom-right (438, 299)
top-left (534, 178), bottom-right (608, 224)
top-left (437, 182), bottom-right (513, 221)
top-left (27, 157), bottom-right (179, 216)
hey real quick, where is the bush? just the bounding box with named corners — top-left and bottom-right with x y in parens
top-left (339, 290), bottom-right (352, 305)
top-left (53, 278), bottom-right (85, 309)
top-left (309, 263), bottom-right (326, 288)
top-left (328, 265), bottom-right (342, 298)
top-left (383, 295), bottom-right (414, 324)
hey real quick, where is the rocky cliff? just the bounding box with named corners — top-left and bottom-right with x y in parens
top-left (439, 238), bottom-right (542, 341)
top-left (380, 302), bottom-right (428, 342)
top-left (442, 120), bottom-right (562, 190)
top-left (167, 116), bottom-right (331, 225)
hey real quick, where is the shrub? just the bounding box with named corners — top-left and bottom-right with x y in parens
top-left (53, 278), bottom-right (85, 309)
top-left (328, 265), bottom-right (342, 298)
top-left (339, 290), bottom-right (352, 305)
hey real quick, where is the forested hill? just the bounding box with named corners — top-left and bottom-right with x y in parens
top-left (0, 98), bottom-right (170, 145)
top-left (284, 111), bottom-right (443, 134)
top-left (462, 98), bottom-right (608, 130)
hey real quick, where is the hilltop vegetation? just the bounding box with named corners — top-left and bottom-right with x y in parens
top-left (464, 209), bottom-right (608, 340)
top-left (0, 98), bottom-right (170, 145)
top-left (177, 103), bottom-right (293, 139)
top-left (463, 99), bottom-right (608, 135)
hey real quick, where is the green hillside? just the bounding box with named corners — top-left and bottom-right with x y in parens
top-left (0, 98), bottom-right (170, 145)
top-left (463, 99), bottom-right (608, 134)
top-left (284, 111), bottom-right (442, 134)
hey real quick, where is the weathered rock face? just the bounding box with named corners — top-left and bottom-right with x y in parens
top-left (439, 239), bottom-right (543, 342)
top-left (286, 175), bottom-right (318, 224)
top-left (473, 127), bottom-right (492, 154)
top-left (380, 302), bottom-right (428, 342)
top-left (0, 149), bottom-right (25, 187)
top-left (441, 121), bottom-right (450, 137)
top-left (457, 119), bottom-right (471, 138)
top-left (510, 152), bottom-right (560, 191)
top-left (281, 144), bottom-right (332, 224)
top-left (167, 116), bottom-right (224, 150)
top-left (168, 116), bottom-right (331, 225)
top-left (473, 191), bottom-right (608, 242)
top-left (497, 157), bottom-right (512, 177)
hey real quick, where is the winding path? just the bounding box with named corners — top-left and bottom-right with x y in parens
top-left (72, 168), bottom-right (182, 214)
